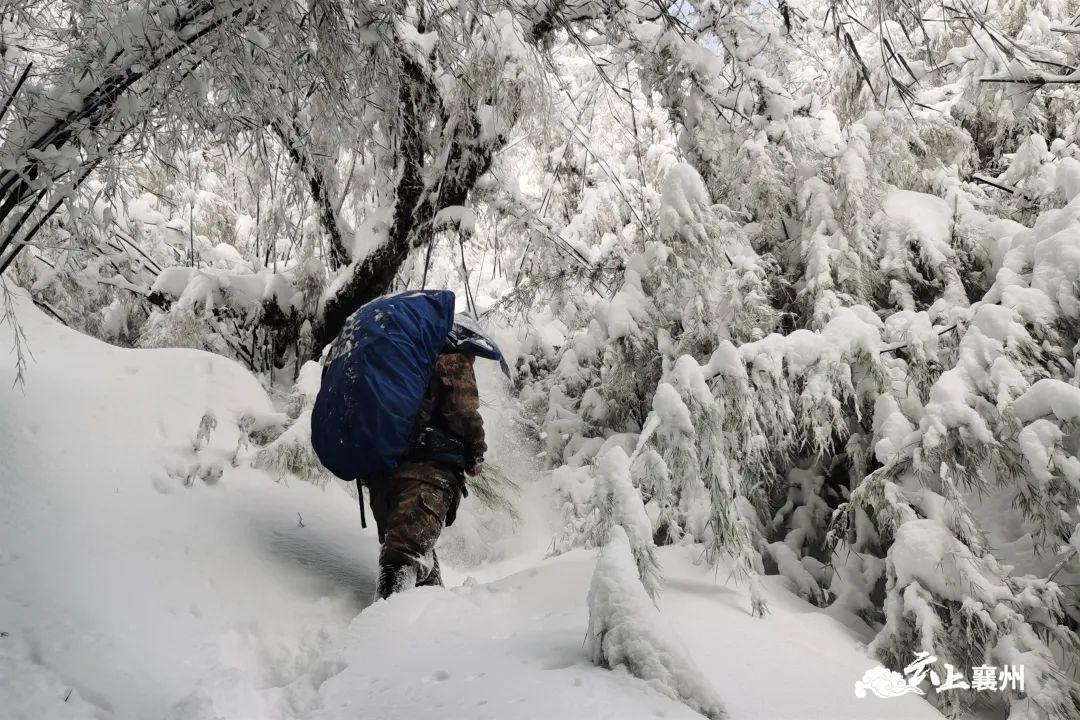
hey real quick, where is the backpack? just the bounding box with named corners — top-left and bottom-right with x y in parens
top-left (311, 290), bottom-right (456, 481)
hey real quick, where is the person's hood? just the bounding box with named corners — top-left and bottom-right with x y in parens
top-left (446, 313), bottom-right (511, 378)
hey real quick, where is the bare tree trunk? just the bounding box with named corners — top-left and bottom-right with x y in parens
top-left (310, 53), bottom-right (497, 355)
top-left (269, 115), bottom-right (350, 270)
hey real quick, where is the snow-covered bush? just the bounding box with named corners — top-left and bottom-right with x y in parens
top-left (253, 361), bottom-right (328, 486)
top-left (591, 446), bottom-right (661, 599)
top-left (253, 410), bottom-right (329, 486)
top-left (505, 7), bottom-right (1080, 716)
top-left (871, 519), bottom-right (1080, 718)
top-left (587, 527), bottom-right (727, 720)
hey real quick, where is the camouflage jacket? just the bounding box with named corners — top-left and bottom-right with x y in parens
top-left (405, 352), bottom-right (486, 469)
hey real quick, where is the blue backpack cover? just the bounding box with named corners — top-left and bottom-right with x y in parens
top-left (311, 290), bottom-right (456, 480)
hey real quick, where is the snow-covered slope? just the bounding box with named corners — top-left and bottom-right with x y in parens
top-left (1, 293), bottom-right (944, 720)
top-left (0, 291), bottom-right (379, 719)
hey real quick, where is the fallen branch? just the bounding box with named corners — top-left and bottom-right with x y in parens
top-left (879, 324), bottom-right (959, 354)
top-left (970, 175), bottom-right (1016, 194)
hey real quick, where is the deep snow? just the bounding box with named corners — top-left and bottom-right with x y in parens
top-left (1, 292), bottom-right (944, 720)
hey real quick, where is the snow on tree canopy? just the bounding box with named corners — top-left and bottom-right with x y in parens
top-left (1013, 379), bottom-right (1080, 423)
top-left (1031, 223), bottom-right (1080, 319)
top-left (151, 266), bottom-right (301, 319)
top-left (887, 519), bottom-right (1011, 604)
top-left (659, 162), bottom-right (711, 239)
top-left (736, 305), bottom-right (882, 374)
top-left (433, 206), bottom-right (477, 234)
top-left (501, 9), bottom-right (1080, 712)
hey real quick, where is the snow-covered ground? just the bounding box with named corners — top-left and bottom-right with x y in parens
top-left (1, 293), bottom-right (944, 720)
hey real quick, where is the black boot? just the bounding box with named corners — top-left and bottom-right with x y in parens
top-left (416, 550), bottom-right (443, 588)
top-left (376, 549), bottom-right (419, 600)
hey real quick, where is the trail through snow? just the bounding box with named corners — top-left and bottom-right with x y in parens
top-left (1, 293), bottom-right (944, 720)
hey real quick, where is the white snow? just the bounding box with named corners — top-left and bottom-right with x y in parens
top-left (593, 447), bottom-right (653, 555)
top-left (347, 206), bottom-right (393, 266)
top-left (432, 205), bottom-right (477, 234)
top-left (737, 305), bottom-right (882, 374)
top-left (598, 270), bottom-right (649, 341)
top-left (151, 266), bottom-right (301, 318)
top-left (882, 189), bottom-right (953, 248)
top-left (652, 381), bottom-right (695, 434)
top-left (396, 21), bottom-right (438, 58)
top-left (587, 528), bottom-right (725, 720)
top-left (659, 162), bottom-right (711, 240)
top-left (1031, 224), bottom-right (1080, 319)
top-left (1, 293), bottom-right (947, 720)
top-left (889, 520), bottom-right (1011, 604)
top-left (872, 394), bottom-right (916, 464)
top-left (1013, 378), bottom-right (1080, 423)
top-left (0, 291), bottom-right (374, 720)
top-left (1015, 419), bottom-right (1062, 484)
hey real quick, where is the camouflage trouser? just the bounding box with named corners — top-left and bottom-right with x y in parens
top-left (367, 461), bottom-right (463, 595)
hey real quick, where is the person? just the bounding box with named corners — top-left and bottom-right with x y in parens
top-left (365, 349), bottom-right (486, 599)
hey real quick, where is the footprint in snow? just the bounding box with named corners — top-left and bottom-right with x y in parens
top-left (162, 460), bottom-right (223, 488)
top-left (424, 670), bottom-right (451, 683)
